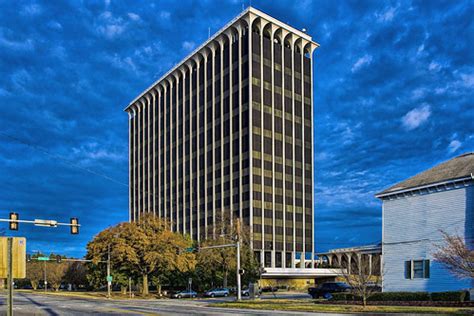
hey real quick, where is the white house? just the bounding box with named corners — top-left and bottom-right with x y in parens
top-left (376, 152), bottom-right (473, 292)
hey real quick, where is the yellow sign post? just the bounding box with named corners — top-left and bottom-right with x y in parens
top-left (1, 237), bottom-right (26, 316)
top-left (0, 237), bottom-right (26, 279)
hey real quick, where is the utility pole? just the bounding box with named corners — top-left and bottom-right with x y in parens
top-left (7, 237), bottom-right (13, 316)
top-left (236, 240), bottom-right (241, 301)
top-left (107, 244), bottom-right (111, 299)
top-left (43, 260), bottom-right (47, 293)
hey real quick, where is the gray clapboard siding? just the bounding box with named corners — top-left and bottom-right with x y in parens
top-left (382, 185), bottom-right (473, 292)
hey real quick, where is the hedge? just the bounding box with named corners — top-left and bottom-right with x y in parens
top-left (331, 291), bottom-right (469, 302)
top-left (431, 291), bottom-right (470, 302)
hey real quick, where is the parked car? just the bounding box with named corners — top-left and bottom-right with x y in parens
top-left (171, 290), bottom-right (197, 299)
top-left (204, 288), bottom-right (229, 298)
top-left (261, 286), bottom-right (278, 293)
top-left (308, 282), bottom-right (351, 299)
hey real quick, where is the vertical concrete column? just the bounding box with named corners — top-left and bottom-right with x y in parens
top-left (270, 24), bottom-right (276, 269)
top-left (128, 111), bottom-right (133, 222)
top-left (174, 74), bottom-right (180, 231)
top-left (224, 30), bottom-right (233, 229)
top-left (259, 20), bottom-right (266, 267)
top-left (219, 38), bottom-right (224, 234)
top-left (142, 98), bottom-right (147, 218)
top-left (157, 89), bottom-right (162, 219)
top-left (247, 14), bottom-right (254, 254)
top-left (195, 58), bottom-right (200, 241)
top-left (146, 95), bottom-right (151, 214)
top-left (280, 29), bottom-right (288, 269)
top-left (163, 84), bottom-right (168, 221)
top-left (209, 44), bottom-right (216, 239)
top-left (180, 69), bottom-right (186, 232)
top-left (188, 64), bottom-right (193, 238)
top-left (309, 43), bottom-right (317, 269)
top-left (151, 91), bottom-right (156, 217)
top-left (136, 101), bottom-right (142, 220)
top-left (369, 254), bottom-right (373, 275)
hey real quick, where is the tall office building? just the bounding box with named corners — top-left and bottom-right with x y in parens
top-left (125, 7), bottom-right (318, 268)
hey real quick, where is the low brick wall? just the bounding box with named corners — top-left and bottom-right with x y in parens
top-left (315, 300), bottom-right (474, 307)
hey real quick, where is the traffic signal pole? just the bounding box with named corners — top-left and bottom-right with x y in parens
top-left (199, 242), bottom-right (242, 301)
top-left (7, 237), bottom-right (13, 316)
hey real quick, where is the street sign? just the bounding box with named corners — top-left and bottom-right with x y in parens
top-left (0, 237), bottom-right (26, 279)
top-left (185, 247), bottom-right (194, 252)
top-left (106, 275), bottom-right (113, 282)
top-left (37, 257), bottom-right (49, 261)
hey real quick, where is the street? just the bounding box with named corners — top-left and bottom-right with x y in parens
top-left (0, 291), bottom-right (340, 316)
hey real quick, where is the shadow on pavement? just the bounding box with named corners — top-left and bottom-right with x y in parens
top-left (17, 293), bottom-right (60, 316)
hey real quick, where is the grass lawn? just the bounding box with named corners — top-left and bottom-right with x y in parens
top-left (212, 299), bottom-right (474, 314)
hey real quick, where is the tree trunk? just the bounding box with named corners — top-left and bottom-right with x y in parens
top-left (31, 281), bottom-right (38, 290)
top-left (158, 283), bottom-right (162, 296)
top-left (362, 295), bottom-right (367, 307)
top-left (121, 286), bottom-right (127, 294)
top-left (223, 270), bottom-right (228, 288)
top-left (142, 274), bottom-right (149, 295)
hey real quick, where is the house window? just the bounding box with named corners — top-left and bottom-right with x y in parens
top-left (405, 259), bottom-right (430, 279)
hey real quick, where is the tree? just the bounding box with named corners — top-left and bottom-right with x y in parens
top-left (196, 213), bottom-right (260, 289)
top-left (26, 261), bottom-right (44, 290)
top-left (47, 262), bottom-right (68, 291)
top-left (433, 231), bottom-right (474, 280)
top-left (340, 254), bottom-right (382, 307)
top-left (63, 262), bottom-right (88, 290)
top-left (86, 214), bottom-right (196, 296)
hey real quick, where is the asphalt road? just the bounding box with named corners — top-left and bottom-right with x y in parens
top-left (0, 291), bottom-right (344, 316)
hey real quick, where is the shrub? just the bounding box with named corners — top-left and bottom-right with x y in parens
top-left (368, 292), bottom-right (431, 301)
top-left (331, 293), bottom-right (357, 301)
top-left (331, 292), bottom-right (432, 302)
top-left (431, 291), bottom-right (469, 302)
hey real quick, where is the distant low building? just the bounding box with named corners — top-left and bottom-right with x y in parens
top-left (376, 152), bottom-right (474, 292)
top-left (317, 244), bottom-right (382, 276)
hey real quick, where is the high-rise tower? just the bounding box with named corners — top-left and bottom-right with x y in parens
top-left (125, 7), bottom-right (318, 268)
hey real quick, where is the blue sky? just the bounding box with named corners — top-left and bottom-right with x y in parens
top-left (0, 0), bottom-right (472, 257)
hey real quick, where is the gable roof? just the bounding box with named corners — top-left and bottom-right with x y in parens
top-left (376, 152), bottom-right (474, 197)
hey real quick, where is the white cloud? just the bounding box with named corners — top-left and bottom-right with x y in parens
top-left (351, 54), bottom-right (372, 72)
top-left (401, 104), bottom-right (431, 130)
top-left (428, 61), bottom-right (441, 72)
top-left (460, 73), bottom-right (474, 88)
top-left (96, 11), bottom-right (126, 39)
top-left (182, 41), bottom-right (195, 51)
top-left (0, 30), bottom-right (34, 51)
top-left (47, 21), bottom-right (63, 30)
top-left (21, 4), bottom-right (42, 16)
top-left (448, 140), bottom-right (462, 153)
top-left (376, 6), bottom-right (397, 22)
top-left (128, 13), bottom-right (140, 21)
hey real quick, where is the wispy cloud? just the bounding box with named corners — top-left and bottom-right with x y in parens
top-left (448, 140), bottom-right (462, 153)
top-left (351, 54), bottom-right (372, 72)
top-left (182, 40), bottom-right (195, 51)
top-left (401, 104), bottom-right (431, 130)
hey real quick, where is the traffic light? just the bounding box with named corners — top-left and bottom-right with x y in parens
top-left (239, 269), bottom-right (245, 275)
top-left (9, 212), bottom-right (19, 230)
top-left (70, 218), bottom-right (79, 234)
top-left (56, 255), bottom-right (62, 263)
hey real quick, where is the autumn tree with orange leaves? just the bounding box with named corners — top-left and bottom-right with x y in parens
top-left (86, 214), bottom-right (196, 295)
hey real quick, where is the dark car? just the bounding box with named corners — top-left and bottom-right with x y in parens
top-left (261, 286), bottom-right (278, 293)
top-left (308, 282), bottom-right (351, 299)
top-left (171, 290), bottom-right (197, 299)
top-left (204, 288), bottom-right (229, 298)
